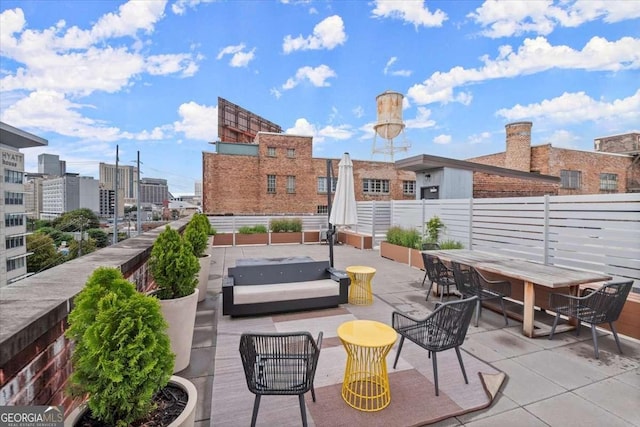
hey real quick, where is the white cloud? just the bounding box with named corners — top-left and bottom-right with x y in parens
top-left (216, 43), bottom-right (256, 67)
top-left (173, 101), bottom-right (218, 141)
top-left (546, 129), bottom-right (580, 148)
top-left (468, 131), bottom-right (492, 144)
top-left (408, 36), bottom-right (640, 105)
top-left (383, 56), bottom-right (412, 76)
top-left (469, 0), bottom-right (640, 38)
top-left (285, 118), bottom-right (318, 138)
top-left (0, 5), bottom-right (202, 96)
top-left (405, 107), bottom-right (436, 129)
top-left (352, 106), bottom-right (364, 118)
top-left (433, 134), bottom-right (452, 145)
top-left (318, 125), bottom-right (353, 140)
top-left (172, 0), bottom-right (216, 15)
top-left (283, 15), bottom-right (347, 54)
top-left (371, 0), bottom-right (447, 28)
top-left (282, 64), bottom-right (336, 90)
top-left (497, 89), bottom-right (640, 124)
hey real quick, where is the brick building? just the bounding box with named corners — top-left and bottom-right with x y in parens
top-left (202, 132), bottom-right (415, 215)
top-left (468, 122), bottom-right (639, 195)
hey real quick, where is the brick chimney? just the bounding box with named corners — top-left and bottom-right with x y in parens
top-left (505, 121), bottom-right (532, 172)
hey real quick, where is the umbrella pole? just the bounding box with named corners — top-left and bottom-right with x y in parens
top-left (327, 159), bottom-right (334, 268)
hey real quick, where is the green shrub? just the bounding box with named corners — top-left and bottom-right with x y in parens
top-left (439, 239), bottom-right (464, 249)
top-left (66, 267), bottom-right (174, 427)
top-left (184, 214), bottom-right (209, 257)
top-left (386, 226), bottom-right (422, 249)
top-left (425, 215), bottom-right (445, 244)
top-left (149, 226), bottom-right (199, 299)
top-left (270, 218), bottom-right (302, 232)
top-left (238, 224), bottom-right (268, 234)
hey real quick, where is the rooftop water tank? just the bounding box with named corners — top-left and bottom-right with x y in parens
top-left (374, 91), bottom-right (405, 140)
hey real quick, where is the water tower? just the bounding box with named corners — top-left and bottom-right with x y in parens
top-left (372, 90), bottom-right (409, 161)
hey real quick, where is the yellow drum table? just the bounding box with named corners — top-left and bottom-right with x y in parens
top-left (346, 266), bottom-right (376, 305)
top-left (337, 320), bottom-right (397, 411)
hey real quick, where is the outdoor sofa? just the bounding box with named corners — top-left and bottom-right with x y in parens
top-left (222, 259), bottom-right (350, 316)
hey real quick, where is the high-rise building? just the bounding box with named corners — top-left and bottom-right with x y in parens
top-left (99, 162), bottom-right (138, 204)
top-left (194, 180), bottom-right (202, 198)
top-left (41, 174), bottom-right (99, 220)
top-left (1, 122), bottom-right (48, 287)
top-left (24, 173), bottom-right (45, 219)
top-left (38, 153), bottom-right (66, 176)
top-left (140, 178), bottom-right (169, 205)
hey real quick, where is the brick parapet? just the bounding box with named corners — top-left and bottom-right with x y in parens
top-left (0, 218), bottom-right (190, 413)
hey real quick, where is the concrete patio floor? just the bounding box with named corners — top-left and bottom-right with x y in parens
top-left (183, 243), bottom-right (640, 427)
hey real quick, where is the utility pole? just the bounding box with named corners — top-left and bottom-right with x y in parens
top-left (113, 145), bottom-right (119, 245)
top-left (136, 151), bottom-right (141, 235)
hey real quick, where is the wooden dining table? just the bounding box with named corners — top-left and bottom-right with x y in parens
top-left (475, 259), bottom-right (612, 337)
top-left (424, 250), bottom-right (612, 338)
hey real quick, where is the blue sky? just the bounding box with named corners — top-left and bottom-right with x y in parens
top-left (1, 0), bottom-right (639, 195)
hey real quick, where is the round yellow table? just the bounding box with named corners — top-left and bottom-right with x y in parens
top-left (346, 265), bottom-right (376, 305)
top-left (337, 320), bottom-right (397, 412)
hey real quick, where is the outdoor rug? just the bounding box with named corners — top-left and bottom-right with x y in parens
top-left (211, 298), bottom-right (506, 427)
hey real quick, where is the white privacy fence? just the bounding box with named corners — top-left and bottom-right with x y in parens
top-left (365, 193), bottom-right (640, 286)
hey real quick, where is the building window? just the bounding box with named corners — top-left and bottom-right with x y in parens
top-left (6, 235), bottom-right (25, 250)
top-left (287, 148), bottom-right (296, 158)
top-left (7, 256), bottom-right (25, 272)
top-left (4, 191), bottom-right (24, 205)
top-left (317, 205), bottom-right (328, 214)
top-left (560, 170), bottom-right (581, 189)
top-left (287, 176), bottom-right (296, 193)
top-left (403, 181), bottom-right (416, 195)
top-left (317, 177), bottom-right (337, 194)
top-left (5, 213), bottom-right (25, 227)
top-left (267, 174), bottom-right (276, 193)
top-left (4, 169), bottom-right (24, 184)
top-left (363, 179), bottom-right (390, 194)
top-left (267, 147), bottom-right (276, 157)
top-left (600, 173), bottom-right (618, 191)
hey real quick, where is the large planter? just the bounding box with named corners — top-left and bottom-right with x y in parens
top-left (380, 241), bottom-right (411, 265)
top-left (65, 375), bottom-right (197, 427)
top-left (197, 254), bottom-right (211, 302)
top-left (270, 231), bottom-right (302, 244)
top-left (211, 233), bottom-right (233, 246)
top-left (235, 233), bottom-right (268, 245)
top-left (159, 289), bottom-right (199, 373)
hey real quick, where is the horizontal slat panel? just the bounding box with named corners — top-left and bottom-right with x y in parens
top-left (548, 211), bottom-right (638, 221)
top-left (550, 202), bottom-right (640, 211)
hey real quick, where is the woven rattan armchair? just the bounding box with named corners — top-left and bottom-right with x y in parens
top-left (451, 262), bottom-right (511, 327)
top-left (239, 331), bottom-right (323, 427)
top-left (549, 280), bottom-right (632, 359)
top-left (422, 253), bottom-right (456, 301)
top-left (391, 296), bottom-right (478, 396)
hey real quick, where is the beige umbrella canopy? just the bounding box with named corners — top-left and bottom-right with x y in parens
top-left (328, 152), bottom-right (357, 266)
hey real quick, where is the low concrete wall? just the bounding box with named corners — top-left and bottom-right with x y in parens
top-left (0, 218), bottom-right (189, 412)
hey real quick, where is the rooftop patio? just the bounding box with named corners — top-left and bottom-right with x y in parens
top-left (193, 243), bottom-right (640, 426)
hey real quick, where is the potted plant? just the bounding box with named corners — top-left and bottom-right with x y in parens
top-left (270, 218), bottom-right (303, 244)
top-left (235, 224), bottom-right (269, 245)
top-left (423, 215), bottom-right (445, 249)
top-left (184, 213), bottom-right (211, 302)
top-left (65, 267), bottom-right (197, 426)
top-left (149, 225), bottom-right (200, 372)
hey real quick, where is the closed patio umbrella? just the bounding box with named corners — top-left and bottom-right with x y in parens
top-left (328, 152), bottom-right (358, 267)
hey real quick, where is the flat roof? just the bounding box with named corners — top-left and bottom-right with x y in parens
top-left (396, 154), bottom-right (559, 183)
top-left (1, 122), bottom-right (48, 149)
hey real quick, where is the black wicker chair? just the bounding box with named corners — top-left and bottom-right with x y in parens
top-left (239, 331), bottom-right (323, 427)
top-left (451, 262), bottom-right (511, 327)
top-left (422, 253), bottom-right (456, 301)
top-left (391, 296), bottom-right (478, 396)
top-left (420, 243), bottom-right (441, 287)
top-left (549, 281), bottom-right (632, 359)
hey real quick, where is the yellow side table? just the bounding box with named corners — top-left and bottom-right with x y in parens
top-left (346, 265), bottom-right (376, 305)
top-left (337, 320), bottom-right (397, 412)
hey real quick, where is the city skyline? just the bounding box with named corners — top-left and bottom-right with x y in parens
top-left (1, 0), bottom-right (639, 194)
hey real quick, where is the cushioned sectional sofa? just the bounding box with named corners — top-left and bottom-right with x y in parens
top-left (222, 259), bottom-right (350, 316)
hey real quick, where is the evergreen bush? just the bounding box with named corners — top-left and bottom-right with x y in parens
top-left (184, 214), bottom-right (209, 257)
top-left (149, 226), bottom-right (199, 299)
top-left (425, 215), bottom-right (445, 243)
top-left (66, 267), bottom-right (174, 427)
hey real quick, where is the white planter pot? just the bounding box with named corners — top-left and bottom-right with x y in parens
top-left (159, 289), bottom-right (199, 373)
top-left (197, 253), bottom-right (211, 302)
top-left (65, 375), bottom-right (198, 427)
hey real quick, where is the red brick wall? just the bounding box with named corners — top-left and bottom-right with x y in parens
top-left (203, 133), bottom-right (415, 214)
top-left (505, 122), bottom-right (532, 171)
top-left (473, 172), bottom-right (558, 198)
